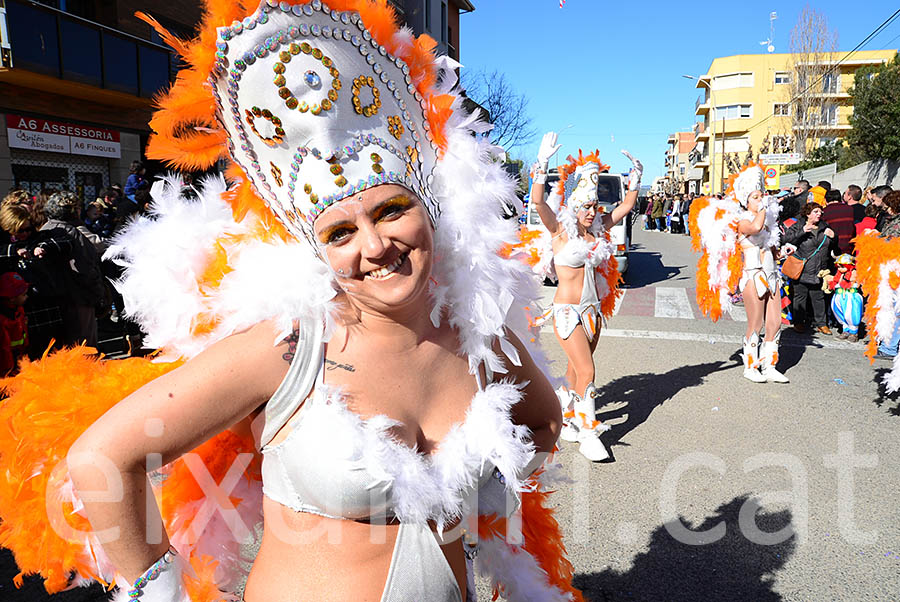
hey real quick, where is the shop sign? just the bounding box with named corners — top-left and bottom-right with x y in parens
top-left (759, 153), bottom-right (801, 165)
top-left (6, 115), bottom-right (121, 158)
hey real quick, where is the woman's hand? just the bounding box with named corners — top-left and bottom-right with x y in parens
top-left (780, 243), bottom-right (797, 258)
top-left (824, 227), bottom-right (835, 239)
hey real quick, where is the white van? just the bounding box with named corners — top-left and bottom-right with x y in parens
top-left (524, 170), bottom-right (629, 276)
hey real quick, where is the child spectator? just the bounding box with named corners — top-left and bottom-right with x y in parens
top-left (84, 201), bottom-right (115, 239)
top-left (0, 272), bottom-right (29, 375)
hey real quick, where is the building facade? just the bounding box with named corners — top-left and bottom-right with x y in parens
top-left (664, 131), bottom-right (697, 194)
top-left (0, 0), bottom-right (475, 200)
top-left (0, 0), bottom-right (202, 200)
top-left (392, 0), bottom-right (474, 61)
top-left (690, 49), bottom-right (896, 194)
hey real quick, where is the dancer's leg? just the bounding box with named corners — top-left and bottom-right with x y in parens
top-left (741, 282), bottom-right (766, 383)
top-left (555, 325), bottom-right (595, 396)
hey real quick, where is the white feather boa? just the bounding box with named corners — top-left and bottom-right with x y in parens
top-left (105, 175), bottom-right (337, 360)
top-left (477, 535), bottom-right (574, 602)
top-left (872, 259), bottom-right (900, 392)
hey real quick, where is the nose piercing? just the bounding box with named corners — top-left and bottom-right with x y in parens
top-left (337, 268), bottom-right (346, 275)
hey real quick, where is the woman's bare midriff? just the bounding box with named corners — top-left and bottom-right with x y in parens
top-left (242, 497), bottom-right (466, 602)
top-left (552, 233), bottom-right (595, 306)
top-left (553, 263), bottom-right (587, 305)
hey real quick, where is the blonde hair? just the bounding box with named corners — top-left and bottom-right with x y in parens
top-left (1, 190), bottom-right (31, 208)
top-left (0, 203), bottom-right (34, 235)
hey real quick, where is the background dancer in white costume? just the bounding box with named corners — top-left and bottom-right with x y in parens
top-left (529, 132), bottom-right (641, 461)
top-left (732, 167), bottom-right (792, 383)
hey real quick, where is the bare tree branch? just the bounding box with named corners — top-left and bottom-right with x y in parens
top-left (460, 69), bottom-right (537, 153)
top-left (788, 5), bottom-right (839, 157)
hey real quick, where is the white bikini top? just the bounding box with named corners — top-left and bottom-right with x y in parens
top-left (255, 319), bottom-right (535, 528)
top-left (554, 234), bottom-right (607, 269)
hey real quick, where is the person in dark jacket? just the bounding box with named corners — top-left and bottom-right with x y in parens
top-left (779, 180), bottom-right (809, 225)
top-left (822, 189), bottom-right (856, 254)
top-left (38, 191), bottom-right (105, 347)
top-left (783, 202), bottom-right (835, 334)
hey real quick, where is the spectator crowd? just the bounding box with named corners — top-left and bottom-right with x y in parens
top-left (0, 161), bottom-right (161, 377)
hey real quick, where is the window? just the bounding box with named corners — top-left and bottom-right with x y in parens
top-left (714, 104), bottom-right (753, 120)
top-left (773, 103), bottom-right (791, 116)
top-left (774, 71), bottom-right (790, 85)
top-left (425, 1), bottom-right (432, 31)
top-left (773, 135), bottom-right (794, 152)
top-left (713, 72), bottom-right (754, 90)
top-left (679, 166), bottom-right (686, 175)
top-left (441, 1), bottom-right (447, 42)
top-left (821, 103), bottom-right (838, 126)
top-left (822, 72), bottom-right (838, 94)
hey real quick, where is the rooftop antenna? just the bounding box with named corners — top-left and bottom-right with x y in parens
top-left (759, 11), bottom-right (777, 53)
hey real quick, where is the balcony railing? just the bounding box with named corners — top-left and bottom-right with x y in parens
top-left (4, 0), bottom-right (176, 98)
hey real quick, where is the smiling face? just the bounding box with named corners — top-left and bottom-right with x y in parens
top-left (313, 184), bottom-right (433, 316)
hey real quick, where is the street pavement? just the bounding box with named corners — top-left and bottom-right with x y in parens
top-left (4, 226), bottom-right (898, 601)
top-left (483, 226), bottom-right (900, 601)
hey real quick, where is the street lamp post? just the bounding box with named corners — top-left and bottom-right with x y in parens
top-left (683, 74), bottom-right (717, 194)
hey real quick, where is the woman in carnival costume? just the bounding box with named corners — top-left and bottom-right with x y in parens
top-left (857, 191), bottom-right (900, 391)
top-left (528, 132), bottom-right (641, 462)
top-left (689, 163), bottom-right (789, 383)
top-left (0, 2), bottom-right (588, 601)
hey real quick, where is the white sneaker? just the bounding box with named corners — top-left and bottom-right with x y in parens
top-left (578, 432), bottom-right (610, 462)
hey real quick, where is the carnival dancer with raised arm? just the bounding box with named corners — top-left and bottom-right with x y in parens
top-left (690, 163), bottom-right (790, 384)
top-left (0, 2), bottom-right (585, 601)
top-left (529, 132), bottom-right (641, 461)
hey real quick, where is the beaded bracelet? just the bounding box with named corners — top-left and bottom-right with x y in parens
top-left (126, 547), bottom-right (178, 600)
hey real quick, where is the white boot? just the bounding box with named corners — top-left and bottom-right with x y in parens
top-left (761, 337), bottom-right (789, 383)
top-left (742, 332), bottom-right (766, 383)
top-left (557, 387), bottom-right (579, 443)
top-left (574, 384), bottom-right (611, 462)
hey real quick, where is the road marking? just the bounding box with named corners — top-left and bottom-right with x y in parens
top-left (598, 328), bottom-right (865, 351)
top-left (654, 287), bottom-right (695, 319)
top-left (726, 304), bottom-right (748, 322)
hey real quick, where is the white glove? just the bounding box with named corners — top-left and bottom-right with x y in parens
top-left (621, 149), bottom-right (643, 192)
top-left (535, 131), bottom-right (562, 174)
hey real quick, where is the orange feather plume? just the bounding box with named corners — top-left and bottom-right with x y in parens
top-left (854, 232), bottom-right (900, 361)
top-left (552, 149), bottom-right (611, 201)
top-left (0, 348), bottom-right (182, 594)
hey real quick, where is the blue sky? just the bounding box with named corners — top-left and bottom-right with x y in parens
top-left (459, 1), bottom-right (900, 181)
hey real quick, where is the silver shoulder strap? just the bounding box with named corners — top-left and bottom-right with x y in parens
top-left (256, 316), bottom-right (325, 449)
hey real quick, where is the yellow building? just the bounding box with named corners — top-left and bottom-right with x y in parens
top-left (690, 49), bottom-right (897, 193)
